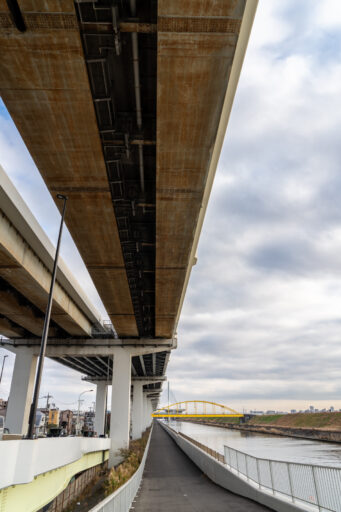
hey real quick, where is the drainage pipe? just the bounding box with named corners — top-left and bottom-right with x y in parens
top-left (130, 0), bottom-right (145, 195)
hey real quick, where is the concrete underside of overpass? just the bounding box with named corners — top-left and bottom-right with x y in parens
top-left (0, 0), bottom-right (257, 477)
top-left (0, 166), bottom-right (104, 338)
top-left (0, 0), bottom-right (251, 340)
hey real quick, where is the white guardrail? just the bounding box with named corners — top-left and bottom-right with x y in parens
top-left (224, 445), bottom-right (341, 512)
top-left (89, 428), bottom-right (152, 512)
top-left (0, 437), bottom-right (110, 490)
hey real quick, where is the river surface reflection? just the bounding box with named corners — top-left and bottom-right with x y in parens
top-left (171, 421), bottom-right (341, 467)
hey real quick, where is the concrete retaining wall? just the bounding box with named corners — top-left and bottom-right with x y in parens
top-left (188, 419), bottom-right (341, 443)
top-left (160, 422), bottom-right (303, 512)
top-left (0, 436), bottom-right (110, 489)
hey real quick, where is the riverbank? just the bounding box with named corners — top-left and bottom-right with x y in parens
top-left (184, 412), bottom-right (341, 443)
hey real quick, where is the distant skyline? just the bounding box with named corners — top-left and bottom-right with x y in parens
top-left (2, 1), bottom-right (341, 412)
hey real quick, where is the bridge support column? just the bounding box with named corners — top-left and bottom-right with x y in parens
top-left (146, 398), bottom-right (153, 427)
top-left (131, 382), bottom-right (143, 440)
top-left (142, 394), bottom-right (148, 431)
top-left (6, 348), bottom-right (37, 435)
top-left (109, 349), bottom-right (131, 467)
top-left (94, 381), bottom-right (107, 436)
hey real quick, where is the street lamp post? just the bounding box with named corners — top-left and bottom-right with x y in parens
top-left (0, 354), bottom-right (8, 384)
top-left (76, 389), bottom-right (93, 436)
top-left (27, 195), bottom-right (68, 439)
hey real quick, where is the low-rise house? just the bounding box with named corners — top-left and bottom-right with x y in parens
top-left (59, 410), bottom-right (73, 435)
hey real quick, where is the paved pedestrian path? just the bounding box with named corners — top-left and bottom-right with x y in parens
top-left (132, 422), bottom-right (272, 512)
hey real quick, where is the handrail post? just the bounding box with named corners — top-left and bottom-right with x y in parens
top-left (269, 461), bottom-right (275, 495)
top-left (256, 459), bottom-right (261, 489)
top-left (245, 454), bottom-right (250, 482)
top-left (236, 450), bottom-right (240, 475)
top-left (287, 463), bottom-right (295, 503)
top-left (311, 466), bottom-right (321, 511)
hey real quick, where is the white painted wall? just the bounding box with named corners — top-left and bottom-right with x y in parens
top-left (0, 437), bottom-right (110, 490)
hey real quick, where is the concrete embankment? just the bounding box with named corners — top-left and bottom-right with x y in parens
top-left (187, 412), bottom-right (341, 443)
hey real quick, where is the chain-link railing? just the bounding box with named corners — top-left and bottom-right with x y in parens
top-left (224, 444), bottom-right (341, 512)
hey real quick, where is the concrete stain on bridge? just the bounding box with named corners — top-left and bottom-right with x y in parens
top-left (132, 422), bottom-right (272, 512)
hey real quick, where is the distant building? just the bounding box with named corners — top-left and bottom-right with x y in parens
top-left (290, 410), bottom-right (297, 414)
top-left (309, 405), bottom-right (314, 413)
top-left (266, 410), bottom-right (276, 415)
top-left (48, 408), bottom-right (60, 426)
top-left (59, 410), bottom-right (73, 435)
top-left (250, 411), bottom-right (264, 415)
top-left (330, 406), bottom-right (334, 412)
top-left (84, 410), bottom-right (95, 434)
top-left (0, 398), bottom-right (7, 420)
top-left (35, 410), bottom-right (46, 436)
top-left (0, 399), bottom-right (7, 409)
top-left (72, 411), bottom-right (85, 435)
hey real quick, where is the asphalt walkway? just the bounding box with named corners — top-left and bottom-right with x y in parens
top-left (132, 422), bottom-right (272, 512)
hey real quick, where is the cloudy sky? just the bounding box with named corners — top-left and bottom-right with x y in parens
top-left (2, 0), bottom-right (341, 413)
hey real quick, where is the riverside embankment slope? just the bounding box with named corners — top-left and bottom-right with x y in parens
top-left (186, 412), bottom-right (341, 442)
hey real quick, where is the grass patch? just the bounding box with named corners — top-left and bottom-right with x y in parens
top-left (105, 429), bottom-right (150, 496)
top-left (249, 415), bottom-right (282, 424)
top-left (249, 412), bottom-right (341, 430)
top-left (182, 417), bottom-right (241, 424)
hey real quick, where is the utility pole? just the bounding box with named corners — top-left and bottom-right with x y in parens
top-left (76, 389), bottom-right (93, 436)
top-left (41, 393), bottom-right (53, 434)
top-left (0, 354), bottom-right (8, 384)
top-left (167, 381), bottom-right (170, 423)
top-left (27, 195), bottom-right (68, 439)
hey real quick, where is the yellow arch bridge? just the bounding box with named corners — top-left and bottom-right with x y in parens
top-left (151, 400), bottom-right (244, 418)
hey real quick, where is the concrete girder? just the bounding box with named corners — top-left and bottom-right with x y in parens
top-left (2, 337), bottom-right (175, 355)
top-left (58, 356), bottom-right (97, 377)
top-left (0, 316), bottom-right (24, 338)
top-left (0, 2), bottom-right (138, 337)
top-left (0, 287), bottom-right (59, 337)
top-left (68, 356), bottom-right (102, 377)
top-left (0, 210), bottom-right (92, 336)
top-left (83, 376), bottom-right (166, 384)
top-left (131, 360), bottom-right (138, 376)
top-left (139, 355), bottom-right (146, 376)
top-left (0, 166), bottom-right (102, 330)
top-left (132, 376), bottom-right (166, 383)
top-left (155, 0), bottom-right (258, 337)
top-left (95, 356), bottom-right (112, 374)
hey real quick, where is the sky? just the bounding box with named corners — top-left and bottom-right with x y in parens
top-left (2, 0), bottom-right (341, 413)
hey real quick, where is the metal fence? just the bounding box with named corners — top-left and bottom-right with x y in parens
top-left (224, 445), bottom-right (341, 512)
top-left (89, 429), bottom-right (152, 512)
top-left (179, 431), bottom-right (225, 463)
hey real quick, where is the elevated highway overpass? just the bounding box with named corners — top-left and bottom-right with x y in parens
top-left (0, 0), bottom-right (257, 478)
top-left (0, 165), bottom-right (172, 450)
top-left (0, 0), bottom-right (255, 340)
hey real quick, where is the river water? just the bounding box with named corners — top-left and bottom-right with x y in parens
top-left (171, 421), bottom-right (341, 468)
